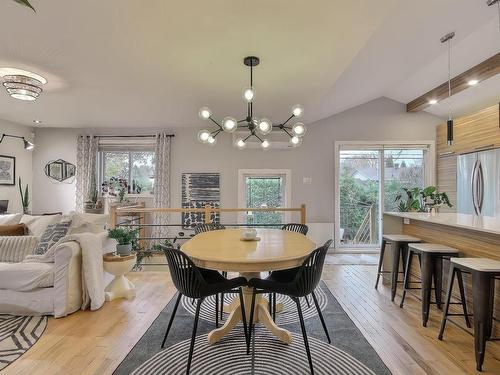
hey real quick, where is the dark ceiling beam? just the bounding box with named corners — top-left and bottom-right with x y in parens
top-left (406, 52), bottom-right (500, 112)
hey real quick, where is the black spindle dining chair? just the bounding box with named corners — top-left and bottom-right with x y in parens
top-left (247, 240), bottom-right (332, 375)
top-left (272, 223), bottom-right (312, 312)
top-left (162, 247), bottom-right (248, 374)
top-left (194, 223), bottom-right (226, 234)
top-left (193, 223), bottom-right (228, 318)
top-left (281, 223), bottom-right (309, 235)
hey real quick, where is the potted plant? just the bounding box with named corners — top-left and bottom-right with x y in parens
top-left (108, 227), bottom-right (138, 256)
top-left (420, 186), bottom-right (452, 213)
top-left (395, 186), bottom-right (452, 213)
top-left (18, 177), bottom-right (30, 214)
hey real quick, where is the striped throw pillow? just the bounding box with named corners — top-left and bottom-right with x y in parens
top-left (34, 221), bottom-right (72, 255)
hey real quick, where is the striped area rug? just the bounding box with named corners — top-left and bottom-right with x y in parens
top-left (0, 315), bottom-right (47, 371)
top-left (115, 282), bottom-right (391, 374)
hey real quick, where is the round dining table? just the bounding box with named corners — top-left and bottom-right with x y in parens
top-left (181, 228), bottom-right (316, 345)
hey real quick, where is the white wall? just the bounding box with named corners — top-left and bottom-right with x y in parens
top-left (32, 97), bottom-right (441, 222)
top-left (0, 120), bottom-right (33, 213)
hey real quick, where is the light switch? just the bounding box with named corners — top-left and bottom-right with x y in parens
top-left (403, 218), bottom-right (410, 225)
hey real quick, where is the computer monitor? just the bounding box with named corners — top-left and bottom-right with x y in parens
top-left (0, 200), bottom-right (8, 214)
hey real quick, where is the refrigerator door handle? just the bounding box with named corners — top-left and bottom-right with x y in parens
top-left (477, 161), bottom-right (484, 214)
top-left (471, 160), bottom-right (479, 215)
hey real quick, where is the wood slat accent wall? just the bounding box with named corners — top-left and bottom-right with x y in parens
top-left (436, 104), bottom-right (500, 212)
top-left (403, 220), bottom-right (500, 336)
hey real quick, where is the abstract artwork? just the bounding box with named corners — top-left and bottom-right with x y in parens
top-left (182, 173), bottom-right (220, 229)
top-left (0, 155), bottom-right (15, 185)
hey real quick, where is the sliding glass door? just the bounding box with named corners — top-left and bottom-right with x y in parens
top-left (335, 143), bottom-right (433, 250)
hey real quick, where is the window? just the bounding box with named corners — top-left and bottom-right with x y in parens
top-left (238, 169), bottom-right (291, 225)
top-left (99, 150), bottom-right (155, 194)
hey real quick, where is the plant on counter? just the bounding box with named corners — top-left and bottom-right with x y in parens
top-left (108, 227), bottom-right (139, 256)
top-left (395, 186), bottom-right (452, 212)
top-left (18, 177), bottom-right (30, 214)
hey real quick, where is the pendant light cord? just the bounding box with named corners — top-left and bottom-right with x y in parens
top-left (447, 36), bottom-right (452, 121)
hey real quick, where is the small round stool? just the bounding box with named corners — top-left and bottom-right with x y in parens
top-left (400, 243), bottom-right (464, 327)
top-left (438, 257), bottom-right (500, 372)
top-left (103, 253), bottom-right (137, 301)
top-left (375, 234), bottom-right (421, 301)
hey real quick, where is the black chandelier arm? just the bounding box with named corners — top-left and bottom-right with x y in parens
top-left (208, 117), bottom-right (223, 130)
top-left (253, 133), bottom-right (263, 142)
top-left (280, 114), bottom-right (295, 127)
top-left (281, 128), bottom-right (294, 138)
top-left (210, 129), bottom-right (222, 137)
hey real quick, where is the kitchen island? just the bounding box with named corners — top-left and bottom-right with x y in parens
top-left (383, 211), bottom-right (500, 338)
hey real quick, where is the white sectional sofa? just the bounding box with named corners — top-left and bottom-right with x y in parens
top-left (0, 212), bottom-right (112, 318)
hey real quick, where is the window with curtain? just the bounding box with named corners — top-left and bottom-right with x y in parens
top-left (97, 138), bottom-right (156, 195)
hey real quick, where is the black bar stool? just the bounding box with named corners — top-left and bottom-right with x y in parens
top-left (438, 257), bottom-right (500, 372)
top-left (375, 234), bottom-right (421, 301)
top-left (400, 243), bottom-right (468, 327)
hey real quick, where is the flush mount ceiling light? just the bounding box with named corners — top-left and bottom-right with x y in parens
top-left (0, 67), bottom-right (47, 102)
top-left (428, 99), bottom-right (438, 105)
top-left (197, 56), bottom-right (306, 150)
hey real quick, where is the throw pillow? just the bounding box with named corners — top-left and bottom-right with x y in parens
top-left (34, 220), bottom-right (72, 255)
top-left (0, 224), bottom-right (27, 236)
top-left (20, 214), bottom-right (62, 237)
top-left (0, 213), bottom-right (23, 225)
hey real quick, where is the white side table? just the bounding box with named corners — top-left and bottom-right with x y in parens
top-left (103, 253), bottom-right (137, 301)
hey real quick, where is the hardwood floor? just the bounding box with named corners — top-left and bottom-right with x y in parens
top-left (3, 264), bottom-right (500, 375)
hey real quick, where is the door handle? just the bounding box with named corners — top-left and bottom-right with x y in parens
top-left (477, 162), bottom-right (484, 214)
top-left (471, 160), bottom-right (480, 215)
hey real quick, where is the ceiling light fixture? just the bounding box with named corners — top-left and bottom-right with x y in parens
top-left (0, 133), bottom-right (34, 150)
top-left (429, 99), bottom-right (438, 105)
top-left (33, 119), bottom-right (42, 124)
top-left (0, 68), bottom-right (47, 102)
top-left (468, 79), bottom-right (479, 86)
top-left (441, 31), bottom-right (455, 146)
top-left (197, 56), bottom-right (306, 149)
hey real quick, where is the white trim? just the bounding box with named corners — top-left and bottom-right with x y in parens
top-left (334, 140), bottom-right (436, 251)
top-left (237, 169), bottom-right (292, 225)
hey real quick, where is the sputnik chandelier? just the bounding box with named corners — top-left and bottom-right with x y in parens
top-left (196, 56), bottom-right (307, 150)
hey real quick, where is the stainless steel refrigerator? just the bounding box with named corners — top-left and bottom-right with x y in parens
top-left (457, 148), bottom-right (500, 217)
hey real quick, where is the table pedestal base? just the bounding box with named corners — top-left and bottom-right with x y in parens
top-left (207, 272), bottom-right (292, 345)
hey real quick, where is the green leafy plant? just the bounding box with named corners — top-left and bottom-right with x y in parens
top-left (108, 227), bottom-right (138, 245)
top-left (13, 0), bottom-right (35, 12)
top-left (395, 186), bottom-right (452, 212)
top-left (18, 177), bottom-right (30, 213)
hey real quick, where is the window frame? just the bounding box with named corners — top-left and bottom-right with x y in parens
top-left (237, 169), bottom-right (292, 225)
top-left (334, 140), bottom-right (435, 251)
top-left (98, 150), bottom-right (156, 196)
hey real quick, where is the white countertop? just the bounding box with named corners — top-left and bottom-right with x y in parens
top-left (384, 212), bottom-right (500, 236)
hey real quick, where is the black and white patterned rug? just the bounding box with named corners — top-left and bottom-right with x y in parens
top-left (0, 315), bottom-right (47, 371)
top-left (115, 283), bottom-right (391, 375)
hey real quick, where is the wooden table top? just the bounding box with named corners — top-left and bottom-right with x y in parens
top-left (181, 228), bottom-right (316, 272)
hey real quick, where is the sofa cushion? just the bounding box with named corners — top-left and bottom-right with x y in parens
top-left (68, 212), bottom-right (108, 234)
top-left (0, 213), bottom-right (22, 225)
top-left (20, 214), bottom-right (62, 237)
top-left (34, 221), bottom-right (72, 255)
top-left (0, 262), bottom-right (54, 291)
top-left (0, 224), bottom-right (27, 236)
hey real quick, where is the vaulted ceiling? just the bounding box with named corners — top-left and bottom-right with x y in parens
top-left (0, 0), bottom-right (498, 128)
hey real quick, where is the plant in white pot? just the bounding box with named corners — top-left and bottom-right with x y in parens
top-left (108, 227), bottom-right (138, 256)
